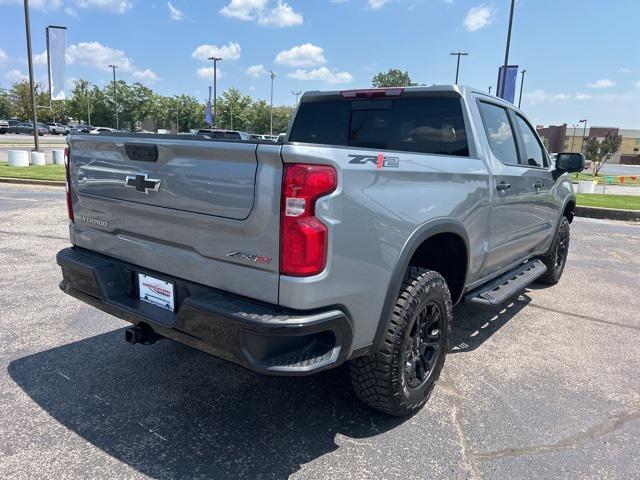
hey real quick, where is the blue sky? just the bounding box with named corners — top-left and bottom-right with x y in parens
top-left (1, 0), bottom-right (639, 128)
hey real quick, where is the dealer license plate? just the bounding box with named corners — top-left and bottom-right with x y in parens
top-left (138, 273), bottom-right (175, 311)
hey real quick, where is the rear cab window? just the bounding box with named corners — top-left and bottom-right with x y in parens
top-left (289, 93), bottom-right (469, 157)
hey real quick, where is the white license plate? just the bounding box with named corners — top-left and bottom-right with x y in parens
top-left (138, 273), bottom-right (175, 311)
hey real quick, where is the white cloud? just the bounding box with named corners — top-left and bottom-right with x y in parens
top-left (618, 67), bottom-right (632, 74)
top-left (524, 89), bottom-right (571, 106)
top-left (288, 67), bottom-right (353, 84)
top-left (246, 64), bottom-right (267, 78)
top-left (34, 50), bottom-right (48, 65)
top-left (275, 43), bottom-right (326, 68)
top-left (76, 0), bottom-right (132, 14)
top-left (635, 80), bottom-right (640, 90)
top-left (32, 41), bottom-right (157, 81)
top-left (463, 5), bottom-right (494, 32)
top-left (368, 0), bottom-right (391, 9)
top-left (65, 6), bottom-right (78, 16)
top-left (586, 78), bottom-right (615, 89)
top-left (219, 0), bottom-right (303, 27)
top-left (167, 1), bottom-right (184, 20)
top-left (192, 42), bottom-right (241, 61)
top-left (67, 41), bottom-right (135, 71)
top-left (132, 69), bottom-right (159, 84)
top-left (5, 69), bottom-right (28, 83)
top-left (575, 93), bottom-right (592, 101)
top-left (0, 48), bottom-right (7, 64)
top-left (196, 67), bottom-right (224, 81)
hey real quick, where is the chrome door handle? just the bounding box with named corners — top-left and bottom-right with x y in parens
top-left (496, 182), bottom-right (511, 192)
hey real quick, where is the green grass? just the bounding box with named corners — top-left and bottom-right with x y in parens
top-left (572, 172), bottom-right (640, 186)
top-left (0, 162), bottom-right (65, 181)
top-left (576, 193), bottom-right (640, 211)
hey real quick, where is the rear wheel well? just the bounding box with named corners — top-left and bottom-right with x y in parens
top-left (407, 233), bottom-right (467, 304)
top-left (563, 200), bottom-right (576, 223)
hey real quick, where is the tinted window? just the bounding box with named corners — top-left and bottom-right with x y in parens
top-left (478, 102), bottom-right (519, 165)
top-left (514, 115), bottom-right (547, 167)
top-left (289, 96), bottom-right (469, 156)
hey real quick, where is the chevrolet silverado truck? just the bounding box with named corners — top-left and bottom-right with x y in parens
top-left (57, 86), bottom-right (584, 416)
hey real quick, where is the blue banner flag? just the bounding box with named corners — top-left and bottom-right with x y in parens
top-left (204, 86), bottom-right (212, 125)
top-left (496, 65), bottom-right (518, 104)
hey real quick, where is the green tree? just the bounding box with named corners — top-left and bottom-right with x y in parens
top-left (372, 69), bottom-right (416, 87)
top-left (217, 88), bottom-right (253, 131)
top-left (585, 132), bottom-right (623, 175)
top-left (2, 78), bottom-right (290, 134)
top-left (0, 90), bottom-right (11, 119)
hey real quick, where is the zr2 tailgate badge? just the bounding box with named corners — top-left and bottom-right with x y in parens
top-left (226, 251), bottom-right (273, 264)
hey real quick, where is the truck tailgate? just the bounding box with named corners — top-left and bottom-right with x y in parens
top-left (67, 135), bottom-right (282, 304)
top-left (73, 136), bottom-right (256, 219)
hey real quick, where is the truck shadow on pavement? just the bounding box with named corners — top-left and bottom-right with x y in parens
top-left (8, 295), bottom-right (530, 478)
top-left (450, 293), bottom-right (531, 353)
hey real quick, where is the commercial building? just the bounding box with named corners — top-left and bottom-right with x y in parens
top-left (536, 124), bottom-right (640, 165)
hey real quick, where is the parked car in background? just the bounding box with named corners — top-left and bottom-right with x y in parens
top-left (9, 122), bottom-right (47, 135)
top-left (47, 122), bottom-right (70, 135)
top-left (0, 120), bottom-right (9, 134)
top-left (70, 125), bottom-right (95, 134)
top-left (250, 134), bottom-right (279, 141)
top-left (197, 129), bottom-right (252, 140)
top-left (89, 127), bottom-right (118, 134)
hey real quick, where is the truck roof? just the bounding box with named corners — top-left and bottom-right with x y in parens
top-left (300, 85), bottom-right (515, 109)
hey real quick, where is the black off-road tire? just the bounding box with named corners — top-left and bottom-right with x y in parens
top-left (537, 217), bottom-right (570, 286)
top-left (349, 267), bottom-right (452, 417)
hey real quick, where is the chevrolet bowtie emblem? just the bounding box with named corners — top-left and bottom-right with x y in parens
top-left (125, 173), bottom-right (161, 194)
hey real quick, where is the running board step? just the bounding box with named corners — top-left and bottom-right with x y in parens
top-left (465, 259), bottom-right (547, 306)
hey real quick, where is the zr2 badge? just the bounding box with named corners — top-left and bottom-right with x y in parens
top-left (348, 153), bottom-right (400, 169)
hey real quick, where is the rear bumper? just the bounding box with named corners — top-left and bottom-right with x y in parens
top-left (57, 247), bottom-right (352, 376)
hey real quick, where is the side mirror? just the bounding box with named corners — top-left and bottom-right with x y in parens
top-left (555, 152), bottom-right (585, 173)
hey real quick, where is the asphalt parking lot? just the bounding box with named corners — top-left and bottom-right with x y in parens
top-left (1, 183), bottom-right (638, 479)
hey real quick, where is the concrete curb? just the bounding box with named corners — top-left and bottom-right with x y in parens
top-left (575, 205), bottom-right (640, 222)
top-left (0, 177), bottom-right (65, 187)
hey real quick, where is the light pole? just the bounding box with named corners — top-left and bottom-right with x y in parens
top-left (23, 0), bottom-right (39, 151)
top-left (517, 68), bottom-right (527, 109)
top-left (175, 97), bottom-right (180, 133)
top-left (291, 90), bottom-right (302, 105)
top-left (449, 52), bottom-right (468, 84)
top-left (208, 56), bottom-right (222, 127)
top-left (85, 82), bottom-right (92, 125)
top-left (499, 0), bottom-right (516, 98)
top-left (579, 119), bottom-right (588, 153)
top-left (108, 64), bottom-right (119, 129)
top-left (269, 70), bottom-right (276, 136)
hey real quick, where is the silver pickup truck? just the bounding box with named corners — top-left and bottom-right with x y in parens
top-left (57, 86), bottom-right (583, 416)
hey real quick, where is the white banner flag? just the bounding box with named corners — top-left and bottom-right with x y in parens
top-left (47, 26), bottom-right (67, 100)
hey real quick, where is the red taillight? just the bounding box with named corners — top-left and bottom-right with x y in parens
top-left (64, 147), bottom-right (74, 222)
top-left (280, 164), bottom-right (337, 276)
top-left (339, 88), bottom-right (404, 98)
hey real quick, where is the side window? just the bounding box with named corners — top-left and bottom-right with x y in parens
top-left (478, 102), bottom-right (519, 165)
top-left (514, 115), bottom-right (547, 168)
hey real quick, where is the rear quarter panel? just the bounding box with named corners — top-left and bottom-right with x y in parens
top-left (279, 142), bottom-right (492, 350)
